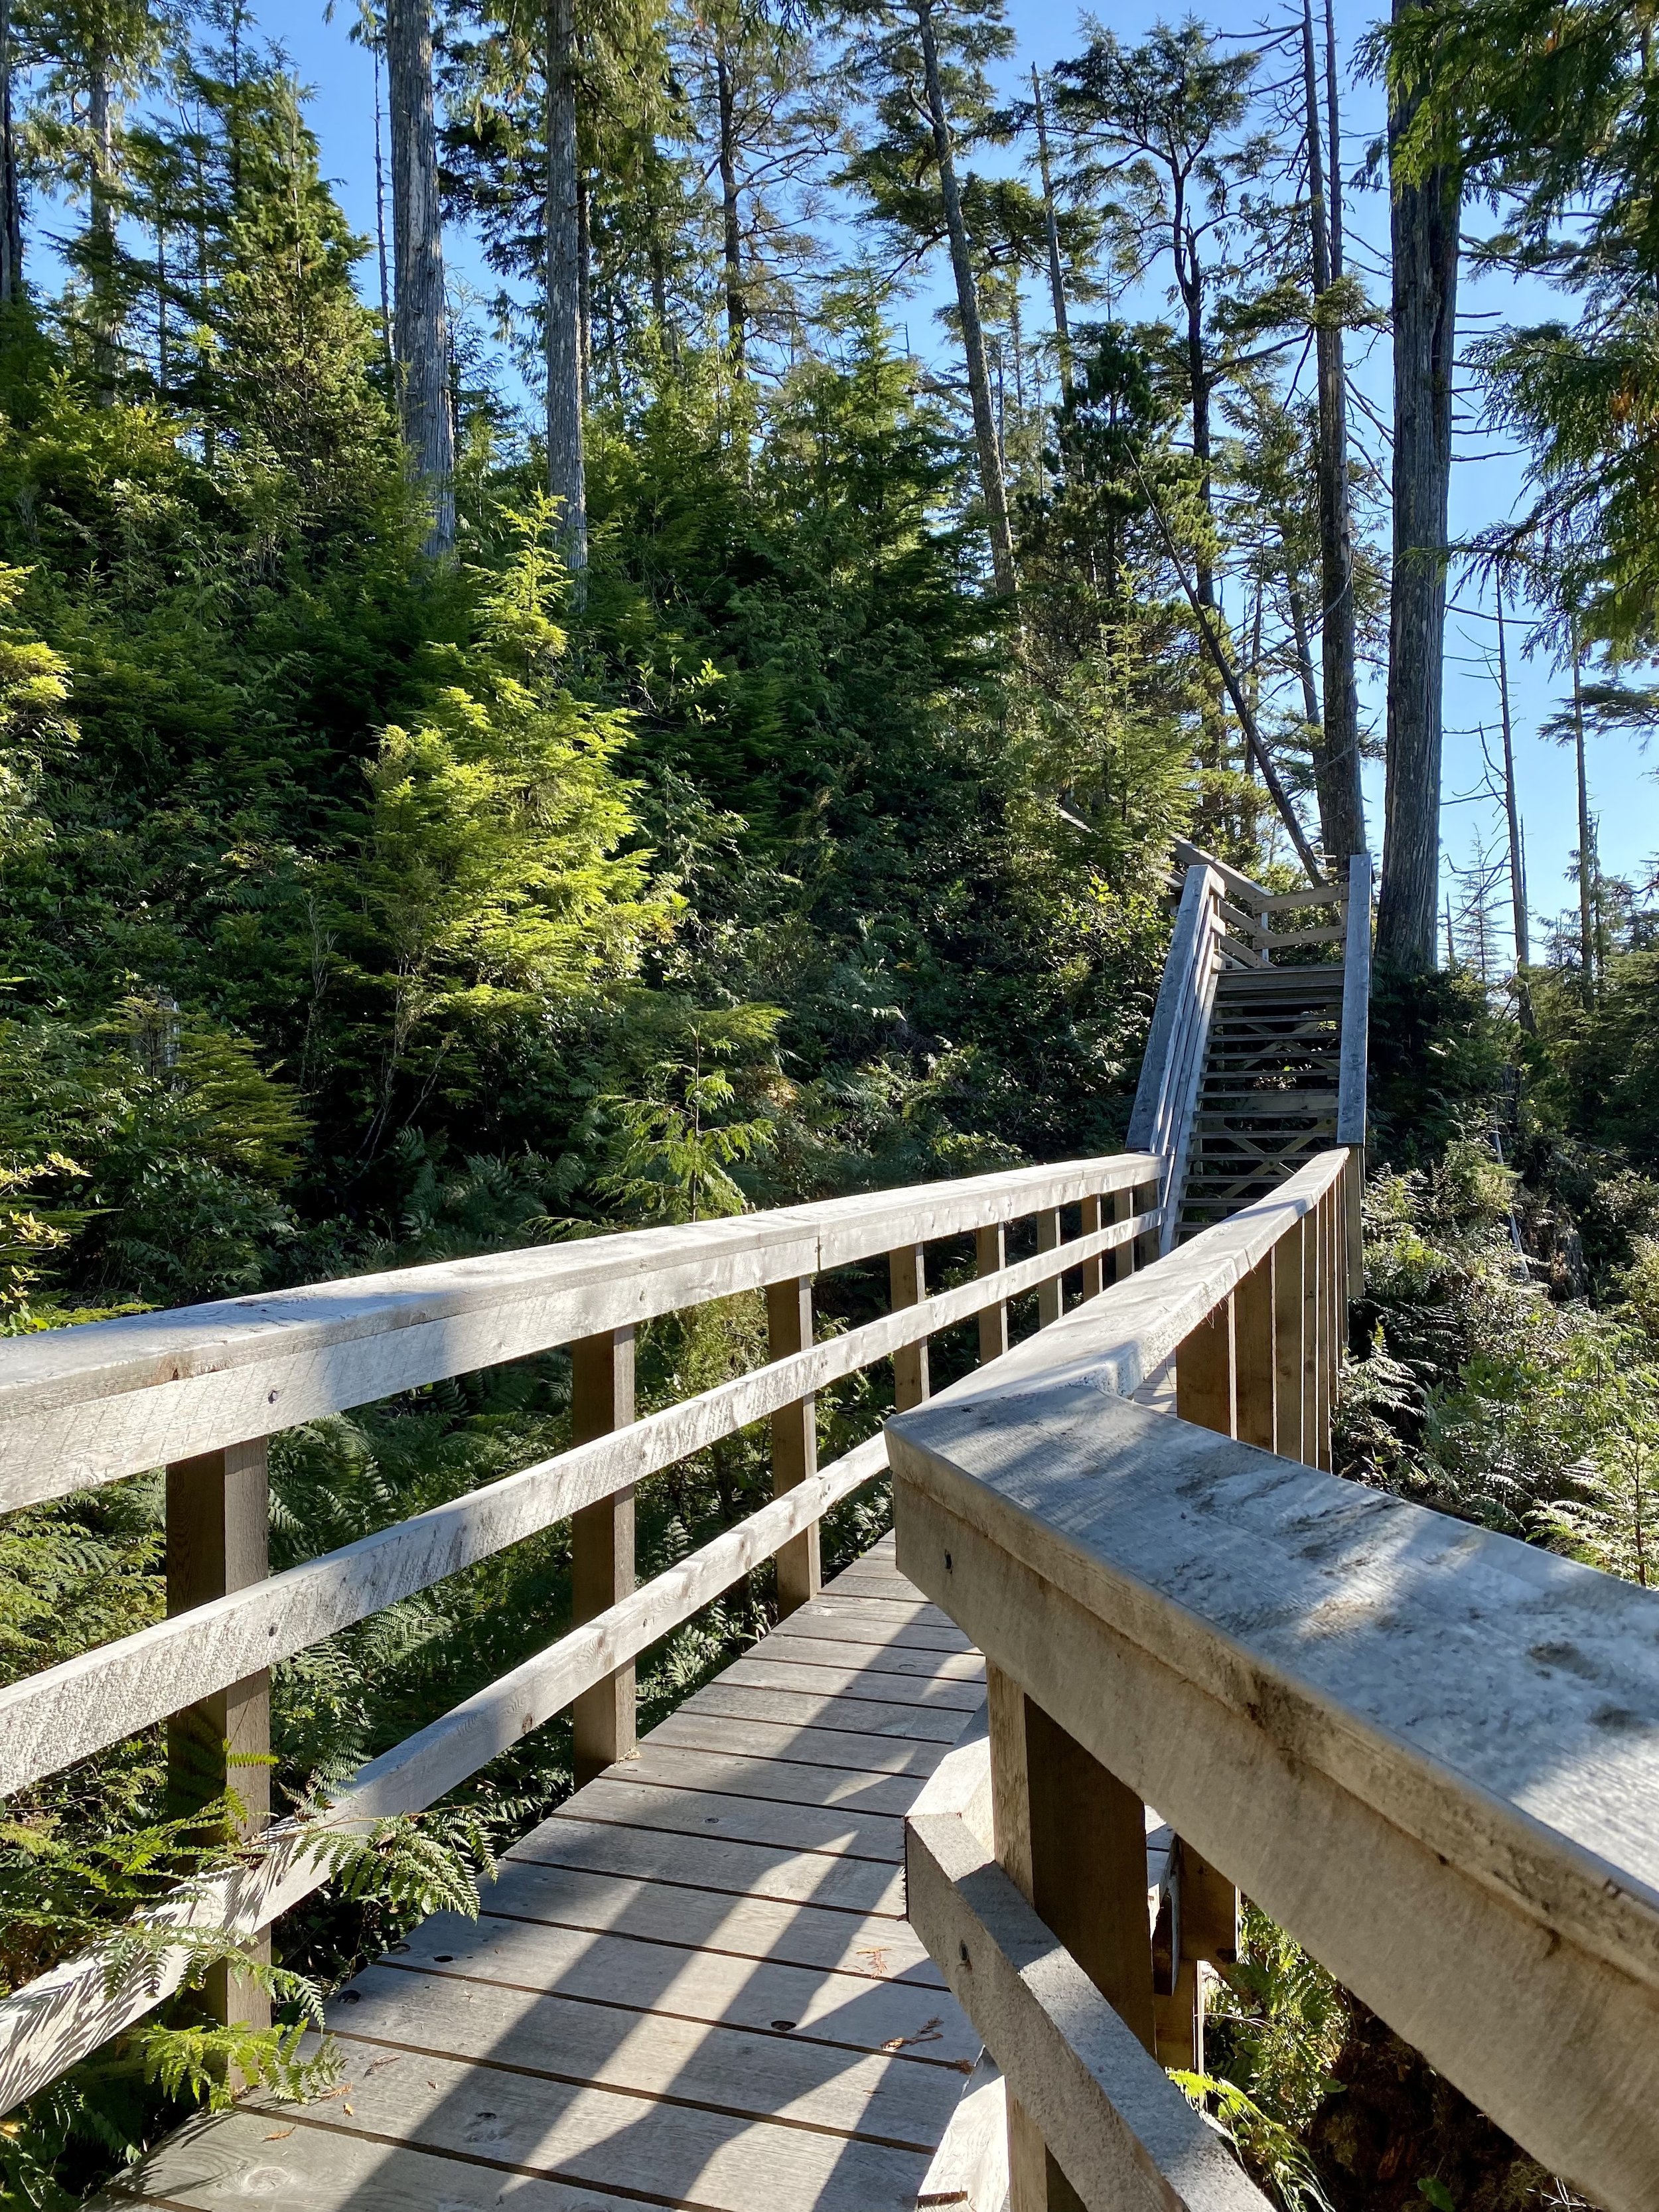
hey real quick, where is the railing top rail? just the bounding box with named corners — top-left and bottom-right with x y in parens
top-left (0, 1150), bottom-right (1161, 1511)
top-left (1169, 838), bottom-right (1338, 912)
top-left (889, 1379), bottom-right (1659, 2211)
top-left (930, 1148), bottom-right (1349, 1412)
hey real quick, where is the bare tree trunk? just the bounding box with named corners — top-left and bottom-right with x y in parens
top-left (1494, 586), bottom-right (1534, 1027)
top-left (576, 164), bottom-right (591, 406)
top-left (386, 0), bottom-right (456, 555)
top-left (1032, 68), bottom-right (1071, 396)
top-left (0, 0), bottom-right (19, 307)
top-left (1302, 0), bottom-right (1365, 869)
top-left (914, 0), bottom-right (1015, 597)
top-left (545, 0), bottom-right (587, 581)
top-left (1378, 0), bottom-right (1460, 969)
top-left (87, 40), bottom-right (118, 396)
top-left (715, 44), bottom-right (745, 369)
top-left (373, 45), bottom-right (394, 384)
top-left (1570, 621), bottom-right (1595, 1000)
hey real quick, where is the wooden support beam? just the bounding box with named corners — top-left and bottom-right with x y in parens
top-left (1232, 1255), bottom-right (1275, 1451)
top-left (1273, 1215), bottom-right (1306, 1464)
top-left (766, 1277), bottom-right (819, 1615)
top-left (988, 1665), bottom-right (1156, 2211)
top-left (1110, 1187), bottom-right (1136, 1285)
top-left (977, 1223), bottom-right (1010, 1364)
top-left (570, 1326), bottom-right (636, 1784)
top-left (167, 1439), bottom-right (271, 2032)
top-left (1037, 1209), bottom-right (1063, 1328)
top-left (1078, 1195), bottom-right (1104, 1302)
top-left (891, 1244), bottom-right (930, 1410)
top-left (1176, 1295), bottom-right (1235, 1439)
top-left (1315, 1192), bottom-right (1334, 1471)
top-left (1302, 1201), bottom-right (1321, 1469)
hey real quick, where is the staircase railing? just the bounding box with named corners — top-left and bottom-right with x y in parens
top-left (1135, 844), bottom-right (1372, 1260)
top-left (0, 1148), bottom-right (1163, 2114)
top-left (893, 1144), bottom-right (1657, 2212)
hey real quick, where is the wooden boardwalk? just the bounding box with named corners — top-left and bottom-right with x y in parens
top-left (102, 1534), bottom-right (987, 2212)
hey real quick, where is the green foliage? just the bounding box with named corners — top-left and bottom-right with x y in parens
top-left (1181, 1904), bottom-right (1345, 2211)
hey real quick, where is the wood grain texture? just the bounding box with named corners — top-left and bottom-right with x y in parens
top-left (891, 1391), bottom-right (1659, 2210)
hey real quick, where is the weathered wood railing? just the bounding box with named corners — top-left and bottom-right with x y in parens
top-left (893, 1145), bottom-right (1658, 2212)
top-left (1172, 836), bottom-right (1356, 970)
top-left (0, 1148), bottom-right (1165, 2116)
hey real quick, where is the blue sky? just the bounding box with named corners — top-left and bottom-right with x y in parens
top-left (271, 0), bottom-right (1654, 956)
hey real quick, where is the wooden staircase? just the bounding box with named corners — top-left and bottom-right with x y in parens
top-left (1180, 964), bottom-right (1346, 1237)
top-left (1129, 839), bottom-right (1372, 1257)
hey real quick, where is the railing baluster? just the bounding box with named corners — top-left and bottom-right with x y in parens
top-left (1176, 1293), bottom-right (1235, 1438)
top-left (571, 1325), bottom-right (637, 1785)
top-left (1037, 1207), bottom-right (1063, 1327)
top-left (1315, 1191), bottom-right (1335, 1470)
top-left (989, 1662), bottom-right (1156, 2212)
top-left (1233, 1254), bottom-right (1275, 1449)
top-left (889, 1242), bottom-right (930, 1410)
top-left (1274, 1212), bottom-right (1307, 1463)
top-left (167, 1438), bottom-right (271, 2031)
top-left (1302, 1199), bottom-right (1321, 1463)
top-left (1078, 1193), bottom-right (1104, 1301)
top-left (766, 1278), bottom-right (820, 1615)
top-left (975, 1222), bottom-right (1009, 1362)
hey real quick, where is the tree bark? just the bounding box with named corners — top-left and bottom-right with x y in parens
top-left (715, 45), bottom-right (745, 369)
top-left (545, 0), bottom-right (587, 580)
top-left (1494, 587), bottom-right (1534, 1027)
top-left (0, 0), bottom-right (20, 307)
top-left (87, 37), bottom-right (118, 396)
top-left (1032, 68), bottom-right (1071, 396)
top-left (1378, 0), bottom-right (1460, 969)
top-left (914, 0), bottom-right (1015, 597)
top-left (1570, 623), bottom-right (1595, 999)
top-left (386, 0), bottom-right (456, 555)
top-left (1302, 0), bottom-right (1365, 870)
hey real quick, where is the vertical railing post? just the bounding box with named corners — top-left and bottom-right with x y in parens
top-left (1327, 1194), bottom-right (1336, 1469)
top-left (1078, 1192), bottom-right (1104, 1301)
top-left (1110, 1185), bottom-right (1135, 1283)
top-left (767, 1277), bottom-right (820, 1616)
top-left (975, 1222), bottom-right (1009, 1363)
top-left (1176, 1293), bottom-right (1236, 1438)
top-left (890, 1243), bottom-right (930, 1411)
top-left (1232, 1253), bottom-right (1275, 1450)
top-left (1037, 1206), bottom-right (1063, 1327)
top-left (167, 1438), bottom-right (271, 2031)
top-left (571, 1325), bottom-right (636, 1785)
top-left (989, 1663), bottom-right (1155, 2212)
top-left (1274, 1213), bottom-right (1307, 1463)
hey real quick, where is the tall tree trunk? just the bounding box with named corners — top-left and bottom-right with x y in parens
top-left (373, 45), bottom-right (394, 384)
top-left (914, 0), bottom-right (1015, 597)
top-left (1032, 68), bottom-right (1071, 396)
top-left (0, 0), bottom-right (19, 307)
top-left (386, 0), bottom-right (456, 555)
top-left (1570, 622), bottom-right (1595, 999)
top-left (576, 164), bottom-right (591, 406)
top-left (1302, 0), bottom-right (1365, 870)
top-left (545, 0), bottom-right (587, 580)
top-left (1494, 587), bottom-right (1533, 1027)
top-left (87, 41), bottom-right (118, 396)
top-left (715, 44), bottom-right (745, 369)
top-left (1378, 0), bottom-right (1460, 969)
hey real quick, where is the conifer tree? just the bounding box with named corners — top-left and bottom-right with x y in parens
top-left (386, 0), bottom-right (455, 553)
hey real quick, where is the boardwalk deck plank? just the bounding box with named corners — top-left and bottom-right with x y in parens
top-left (101, 1538), bottom-right (981, 2212)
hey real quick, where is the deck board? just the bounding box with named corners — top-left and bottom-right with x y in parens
top-left (101, 1533), bottom-right (986, 2212)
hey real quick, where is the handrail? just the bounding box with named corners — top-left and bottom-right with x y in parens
top-left (891, 1138), bottom-right (1658, 2212)
top-left (0, 1147), bottom-right (1163, 2116)
top-left (1128, 864), bottom-right (1223, 1248)
top-left (0, 1153), bottom-right (1158, 1511)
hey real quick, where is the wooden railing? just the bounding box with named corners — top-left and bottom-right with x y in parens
top-left (0, 1148), bottom-right (1165, 2115)
top-left (1172, 837), bottom-right (1356, 970)
top-left (893, 1145), bottom-right (1658, 2212)
top-left (1131, 848), bottom-right (1371, 1258)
